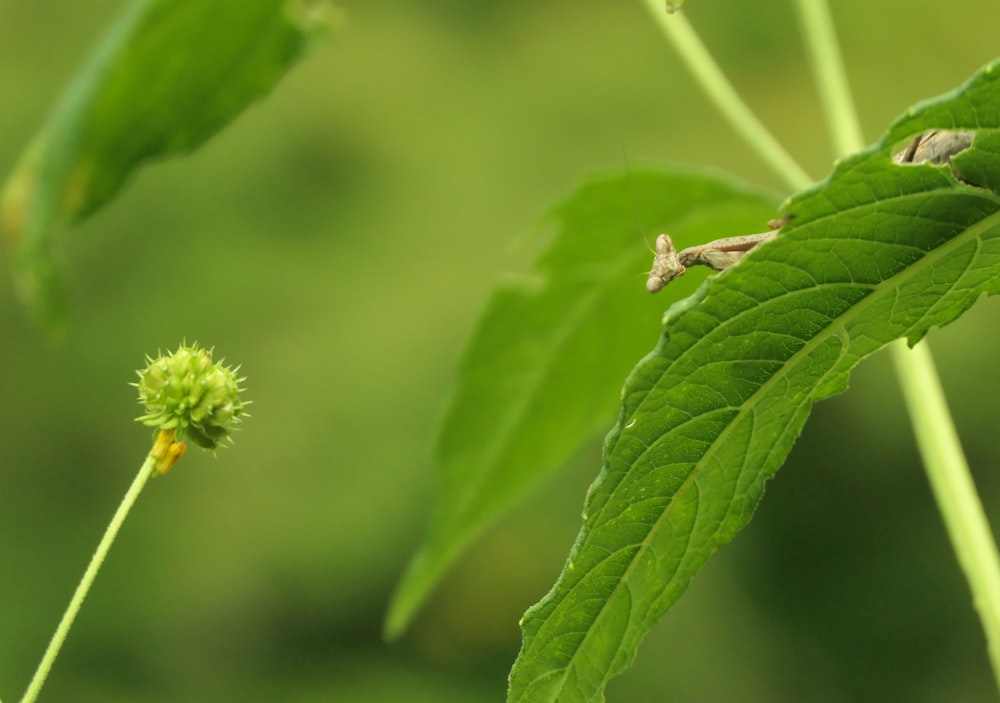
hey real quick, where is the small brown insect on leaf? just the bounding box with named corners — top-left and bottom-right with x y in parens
top-left (646, 229), bottom-right (779, 294)
top-left (646, 234), bottom-right (685, 293)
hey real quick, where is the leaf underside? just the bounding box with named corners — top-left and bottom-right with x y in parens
top-left (508, 60), bottom-right (1000, 702)
top-left (386, 168), bottom-right (779, 638)
top-left (1, 0), bottom-right (330, 326)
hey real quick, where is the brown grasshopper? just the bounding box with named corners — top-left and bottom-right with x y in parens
top-left (645, 227), bottom-right (779, 293)
top-left (645, 129), bottom-right (976, 294)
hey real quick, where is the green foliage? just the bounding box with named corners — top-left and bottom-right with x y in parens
top-left (504, 61), bottom-right (1000, 702)
top-left (385, 168), bottom-right (778, 638)
top-left (5, 1), bottom-right (1000, 700)
top-left (0, 0), bottom-right (331, 327)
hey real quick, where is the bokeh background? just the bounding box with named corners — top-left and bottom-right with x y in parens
top-left (2, 1), bottom-right (1000, 701)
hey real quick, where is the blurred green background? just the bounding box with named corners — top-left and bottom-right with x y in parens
top-left (2, 1), bottom-right (1000, 701)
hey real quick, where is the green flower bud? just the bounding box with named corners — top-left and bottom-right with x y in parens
top-left (135, 343), bottom-right (246, 450)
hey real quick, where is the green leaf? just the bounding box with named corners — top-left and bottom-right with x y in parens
top-left (385, 168), bottom-right (778, 638)
top-left (0, 0), bottom-right (333, 326)
top-left (507, 61), bottom-right (1000, 702)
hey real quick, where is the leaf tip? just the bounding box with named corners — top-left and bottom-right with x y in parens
top-left (383, 546), bottom-right (440, 641)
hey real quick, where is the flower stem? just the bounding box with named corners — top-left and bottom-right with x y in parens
top-left (19, 448), bottom-right (158, 703)
top-left (638, 0), bottom-right (813, 192)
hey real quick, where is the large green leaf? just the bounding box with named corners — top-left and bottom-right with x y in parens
top-left (385, 169), bottom-right (778, 638)
top-left (507, 61), bottom-right (1000, 702)
top-left (1, 0), bottom-right (332, 326)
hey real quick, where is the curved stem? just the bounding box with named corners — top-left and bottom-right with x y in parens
top-left (19, 451), bottom-right (158, 703)
top-left (794, 0), bottom-right (865, 155)
top-left (638, 0), bottom-right (813, 192)
top-left (891, 341), bottom-right (1000, 688)
top-left (798, 0), bottom-right (1000, 692)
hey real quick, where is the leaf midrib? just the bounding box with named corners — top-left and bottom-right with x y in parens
top-left (535, 194), bottom-right (1000, 701)
top-left (441, 243), bottom-right (644, 535)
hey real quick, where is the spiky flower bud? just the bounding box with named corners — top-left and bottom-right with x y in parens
top-left (135, 343), bottom-right (246, 450)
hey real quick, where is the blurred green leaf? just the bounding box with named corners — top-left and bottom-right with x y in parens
top-left (507, 61), bottom-right (1000, 702)
top-left (385, 168), bottom-right (778, 638)
top-left (0, 0), bottom-right (332, 327)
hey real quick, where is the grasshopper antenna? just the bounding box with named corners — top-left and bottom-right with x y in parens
top-left (620, 137), bottom-right (655, 255)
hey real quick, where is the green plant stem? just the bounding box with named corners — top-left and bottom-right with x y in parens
top-left (646, 0), bottom-right (1000, 690)
top-left (639, 0), bottom-right (812, 192)
top-left (890, 341), bottom-right (1000, 686)
top-left (19, 453), bottom-right (157, 703)
top-left (794, 0), bottom-right (864, 157)
top-left (796, 0), bottom-right (1000, 690)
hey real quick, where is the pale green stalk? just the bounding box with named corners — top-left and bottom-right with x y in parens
top-left (795, 0), bottom-right (864, 156)
top-left (19, 453), bottom-right (157, 703)
top-left (645, 0), bottom-right (1000, 691)
top-left (890, 341), bottom-right (1000, 687)
top-left (796, 0), bottom-right (1000, 690)
top-left (639, 0), bottom-right (812, 192)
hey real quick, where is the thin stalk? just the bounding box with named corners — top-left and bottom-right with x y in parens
top-left (799, 0), bottom-right (1000, 691)
top-left (794, 0), bottom-right (865, 156)
top-left (639, 0), bottom-right (813, 192)
top-left (891, 342), bottom-right (1000, 687)
top-left (19, 451), bottom-right (158, 703)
